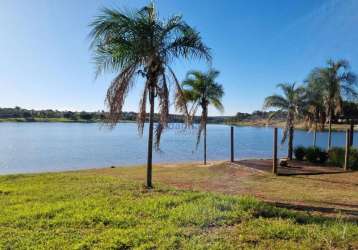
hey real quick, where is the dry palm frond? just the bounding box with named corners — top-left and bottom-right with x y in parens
top-left (155, 73), bottom-right (169, 150)
top-left (137, 82), bottom-right (148, 136)
top-left (105, 64), bottom-right (137, 127)
top-left (188, 102), bottom-right (200, 124)
top-left (167, 66), bottom-right (190, 125)
top-left (196, 106), bottom-right (207, 148)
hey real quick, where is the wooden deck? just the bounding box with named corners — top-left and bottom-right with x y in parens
top-left (235, 159), bottom-right (348, 176)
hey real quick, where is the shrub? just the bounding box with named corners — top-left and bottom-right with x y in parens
top-left (305, 147), bottom-right (326, 164)
top-left (348, 148), bottom-right (358, 170)
top-left (294, 146), bottom-right (306, 161)
top-left (327, 147), bottom-right (358, 169)
top-left (327, 147), bottom-right (345, 167)
top-left (317, 151), bottom-right (328, 164)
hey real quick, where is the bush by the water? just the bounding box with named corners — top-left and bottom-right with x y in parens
top-left (305, 147), bottom-right (327, 164)
top-left (350, 148), bottom-right (358, 170)
top-left (328, 147), bottom-right (345, 167)
top-left (293, 146), bottom-right (305, 161)
top-left (328, 147), bottom-right (358, 170)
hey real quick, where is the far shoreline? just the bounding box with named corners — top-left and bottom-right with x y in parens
top-left (0, 118), bottom-right (356, 132)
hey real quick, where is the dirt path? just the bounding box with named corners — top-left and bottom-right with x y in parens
top-left (92, 161), bottom-right (358, 219)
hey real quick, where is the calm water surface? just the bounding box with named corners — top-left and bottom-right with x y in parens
top-left (0, 122), bottom-right (355, 174)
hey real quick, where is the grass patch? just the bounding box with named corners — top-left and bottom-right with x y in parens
top-left (0, 170), bottom-right (357, 249)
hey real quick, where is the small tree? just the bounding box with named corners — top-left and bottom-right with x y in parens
top-left (303, 78), bottom-right (326, 147)
top-left (181, 69), bottom-right (224, 165)
top-left (263, 83), bottom-right (305, 160)
top-left (80, 112), bottom-right (94, 121)
top-left (308, 59), bottom-right (357, 150)
top-left (89, 4), bottom-right (211, 188)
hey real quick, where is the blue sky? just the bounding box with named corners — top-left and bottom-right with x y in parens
top-left (1, 0), bottom-right (358, 115)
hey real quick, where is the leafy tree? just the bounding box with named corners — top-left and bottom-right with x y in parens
top-left (235, 112), bottom-right (250, 120)
top-left (307, 59), bottom-right (357, 149)
top-left (89, 3), bottom-right (211, 187)
top-left (181, 69), bottom-right (224, 164)
top-left (263, 83), bottom-right (305, 160)
top-left (342, 101), bottom-right (358, 120)
top-left (22, 111), bottom-right (33, 119)
top-left (64, 111), bottom-right (76, 120)
top-left (79, 112), bottom-right (94, 121)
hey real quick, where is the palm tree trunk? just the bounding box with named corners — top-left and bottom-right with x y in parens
top-left (288, 126), bottom-right (294, 160)
top-left (146, 86), bottom-right (155, 188)
top-left (328, 117), bottom-right (332, 150)
top-left (350, 120), bottom-right (354, 147)
top-left (313, 123), bottom-right (317, 147)
top-left (204, 122), bottom-right (207, 165)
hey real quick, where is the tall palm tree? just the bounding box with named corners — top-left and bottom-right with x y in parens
top-left (263, 83), bottom-right (305, 160)
top-left (180, 69), bottom-right (224, 165)
top-left (303, 80), bottom-right (326, 147)
top-left (307, 59), bottom-right (357, 150)
top-left (89, 4), bottom-right (211, 188)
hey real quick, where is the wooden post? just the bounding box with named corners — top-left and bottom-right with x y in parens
top-left (204, 123), bottom-right (207, 165)
top-left (344, 129), bottom-right (350, 171)
top-left (349, 121), bottom-right (354, 147)
top-left (273, 128), bottom-right (278, 175)
top-left (230, 126), bottom-right (234, 162)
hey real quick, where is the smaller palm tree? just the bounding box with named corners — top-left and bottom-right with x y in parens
top-left (303, 78), bottom-right (326, 147)
top-left (308, 59), bottom-right (357, 149)
top-left (180, 69), bottom-right (224, 165)
top-left (263, 83), bottom-right (305, 160)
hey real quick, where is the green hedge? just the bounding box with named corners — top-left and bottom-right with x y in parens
top-left (293, 146), bottom-right (305, 161)
top-left (292, 145), bottom-right (358, 169)
top-left (293, 146), bottom-right (327, 164)
top-left (328, 147), bottom-right (358, 170)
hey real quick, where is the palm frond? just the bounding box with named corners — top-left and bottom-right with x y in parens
top-left (105, 64), bottom-right (137, 126)
top-left (137, 83), bottom-right (148, 136)
top-left (166, 66), bottom-right (190, 125)
top-left (263, 95), bottom-right (288, 110)
top-left (166, 27), bottom-right (211, 63)
top-left (155, 73), bottom-right (169, 150)
top-left (210, 97), bottom-right (224, 113)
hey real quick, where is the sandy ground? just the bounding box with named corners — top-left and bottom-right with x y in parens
top-left (90, 160), bottom-right (358, 219)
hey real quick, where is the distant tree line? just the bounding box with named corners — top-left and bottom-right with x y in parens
top-left (0, 107), bottom-right (107, 121)
top-left (234, 110), bottom-right (287, 121)
top-left (0, 107), bottom-right (233, 124)
top-left (232, 101), bottom-right (358, 123)
top-left (2, 105), bottom-right (358, 124)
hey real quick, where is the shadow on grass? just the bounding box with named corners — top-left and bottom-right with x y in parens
top-left (267, 201), bottom-right (358, 220)
top-left (277, 171), bottom-right (347, 176)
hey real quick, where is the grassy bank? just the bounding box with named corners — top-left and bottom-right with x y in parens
top-left (0, 163), bottom-right (357, 249)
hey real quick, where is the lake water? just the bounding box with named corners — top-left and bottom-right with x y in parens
top-left (0, 122), bottom-right (355, 174)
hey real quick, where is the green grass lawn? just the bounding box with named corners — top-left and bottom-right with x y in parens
top-left (0, 169), bottom-right (357, 249)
